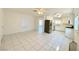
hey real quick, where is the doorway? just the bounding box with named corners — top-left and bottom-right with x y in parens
top-left (52, 18), bottom-right (65, 32)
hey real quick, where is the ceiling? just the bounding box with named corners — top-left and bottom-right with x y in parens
top-left (3, 8), bottom-right (35, 14)
top-left (3, 8), bottom-right (79, 16)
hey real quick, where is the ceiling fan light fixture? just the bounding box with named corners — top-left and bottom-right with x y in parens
top-left (34, 8), bottom-right (46, 15)
top-left (54, 13), bottom-right (62, 18)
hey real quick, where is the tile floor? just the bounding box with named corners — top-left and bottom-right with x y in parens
top-left (0, 28), bottom-right (77, 51)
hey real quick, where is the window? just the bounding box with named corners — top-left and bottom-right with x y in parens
top-left (74, 16), bottom-right (78, 31)
top-left (38, 20), bottom-right (44, 33)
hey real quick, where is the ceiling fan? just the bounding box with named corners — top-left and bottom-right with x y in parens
top-left (33, 8), bottom-right (46, 15)
top-left (54, 13), bottom-right (62, 18)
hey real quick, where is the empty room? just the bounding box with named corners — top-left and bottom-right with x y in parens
top-left (0, 8), bottom-right (79, 51)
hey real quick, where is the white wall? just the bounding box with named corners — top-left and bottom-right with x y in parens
top-left (3, 10), bottom-right (36, 35)
top-left (0, 9), bottom-right (3, 46)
